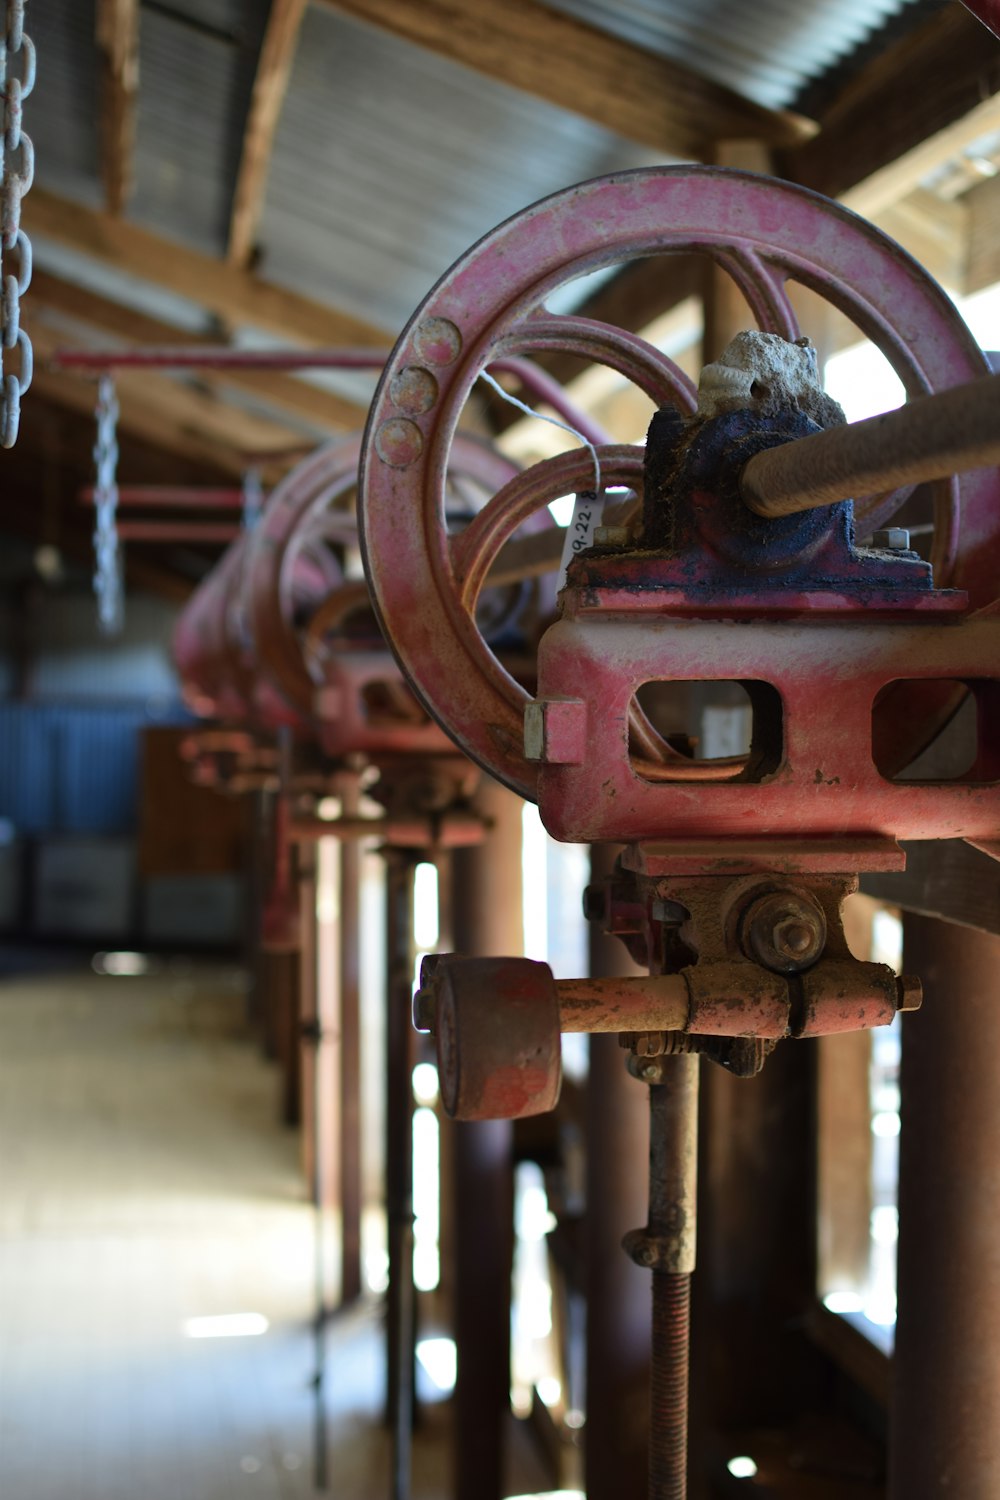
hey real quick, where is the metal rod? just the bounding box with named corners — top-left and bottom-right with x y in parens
top-left (116, 521), bottom-right (242, 542)
top-left (558, 974), bottom-right (689, 1033)
top-left (384, 851), bottom-right (417, 1500)
top-left (338, 772), bottom-right (364, 1306)
top-left (298, 840), bottom-right (329, 1492)
top-left (646, 1055), bottom-right (700, 1500)
top-left (80, 485), bottom-right (246, 507)
top-left (740, 371), bottom-right (1000, 519)
top-left (50, 345), bottom-right (609, 446)
top-left (53, 345), bottom-right (389, 371)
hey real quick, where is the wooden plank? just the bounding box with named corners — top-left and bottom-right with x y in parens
top-left (862, 839), bottom-right (1000, 936)
top-left (323, 0), bottom-right (815, 155)
top-left (229, 0), bottom-right (309, 269)
top-left (30, 268), bottom-right (369, 432)
top-left (96, 0), bottom-right (140, 215)
top-left (780, 5), bottom-right (1000, 211)
top-left (28, 186), bottom-right (391, 347)
top-left (965, 171), bottom-right (1000, 294)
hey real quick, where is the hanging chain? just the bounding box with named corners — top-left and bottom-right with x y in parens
top-left (93, 374), bottom-right (123, 633)
top-left (241, 464), bottom-right (263, 530)
top-left (1, 0), bottom-right (34, 447)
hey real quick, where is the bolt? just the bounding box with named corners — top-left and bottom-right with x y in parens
top-left (773, 917), bottom-right (816, 959)
top-left (896, 973), bottom-right (923, 1012)
top-left (638, 1245), bottom-right (655, 1267)
top-left (873, 527), bottom-right (910, 551)
top-left (743, 888), bottom-right (827, 974)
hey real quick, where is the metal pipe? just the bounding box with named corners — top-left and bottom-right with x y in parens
top-left (740, 371), bottom-right (1000, 519)
top-left (384, 850), bottom-right (418, 1500)
top-left (52, 345), bottom-right (389, 371)
top-left (558, 974), bottom-right (690, 1034)
top-left (80, 485), bottom-right (246, 507)
top-left (290, 812), bottom-right (486, 848)
top-left (116, 521), bottom-right (242, 543)
top-left (889, 915), bottom-right (1000, 1499)
top-left (643, 1055), bottom-right (700, 1500)
top-left (449, 777), bottom-right (522, 1500)
top-left (51, 345), bottom-right (610, 447)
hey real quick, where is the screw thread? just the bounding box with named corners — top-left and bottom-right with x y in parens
top-left (649, 1269), bottom-right (690, 1500)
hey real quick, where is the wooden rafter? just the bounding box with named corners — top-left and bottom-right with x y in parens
top-left (323, 0), bottom-right (815, 155)
top-left (96, 0), bottom-right (140, 215)
top-left (229, 0), bottom-right (309, 269)
top-left (28, 187), bottom-right (391, 348)
top-left (779, 4), bottom-right (1000, 208)
top-left (31, 269), bottom-right (370, 433)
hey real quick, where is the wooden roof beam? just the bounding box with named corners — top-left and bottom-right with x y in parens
top-left (28, 185), bottom-right (391, 348)
top-left (323, 0), bottom-right (815, 155)
top-left (96, 0), bottom-right (140, 214)
top-left (229, 0), bottom-right (309, 270)
top-left (779, 4), bottom-right (1000, 213)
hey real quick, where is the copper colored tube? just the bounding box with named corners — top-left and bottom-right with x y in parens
top-left (740, 371), bottom-right (1000, 519)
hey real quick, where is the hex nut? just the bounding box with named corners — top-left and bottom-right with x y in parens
top-left (523, 698), bottom-right (587, 764)
top-left (872, 527), bottom-right (910, 551)
top-left (742, 888), bottom-right (827, 974)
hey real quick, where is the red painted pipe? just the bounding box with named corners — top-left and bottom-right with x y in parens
top-left (81, 485), bottom-right (246, 508)
top-left (116, 521), bottom-right (242, 542)
top-left (52, 346), bottom-right (611, 446)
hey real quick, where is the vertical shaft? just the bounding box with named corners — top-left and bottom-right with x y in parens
top-left (384, 851), bottom-right (417, 1500)
top-left (449, 777), bottom-right (522, 1500)
top-left (585, 843), bottom-right (650, 1500)
top-left (889, 915), bottom-right (1000, 1499)
top-left (643, 1055), bottom-right (699, 1500)
top-left (339, 773), bottom-right (363, 1305)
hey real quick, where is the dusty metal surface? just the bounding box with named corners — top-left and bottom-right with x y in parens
top-left (359, 165), bottom-right (997, 807)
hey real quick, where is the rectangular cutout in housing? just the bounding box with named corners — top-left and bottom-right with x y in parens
top-left (629, 679), bottom-right (782, 784)
top-left (873, 680), bottom-right (1000, 784)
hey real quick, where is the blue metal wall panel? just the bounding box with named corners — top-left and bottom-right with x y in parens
top-left (0, 704), bottom-right (187, 836)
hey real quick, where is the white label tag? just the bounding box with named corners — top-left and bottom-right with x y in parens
top-left (558, 490), bottom-right (605, 586)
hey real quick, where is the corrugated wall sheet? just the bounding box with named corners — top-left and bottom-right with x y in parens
top-left (0, 705), bottom-right (157, 835)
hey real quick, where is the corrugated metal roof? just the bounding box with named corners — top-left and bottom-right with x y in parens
top-left (28, 0), bottom-right (101, 208)
top-left (256, 6), bottom-right (663, 333)
top-left (131, 0), bottom-right (271, 257)
top-left (543, 0), bottom-right (920, 110)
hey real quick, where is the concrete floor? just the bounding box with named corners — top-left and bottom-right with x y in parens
top-left (0, 960), bottom-right (475, 1500)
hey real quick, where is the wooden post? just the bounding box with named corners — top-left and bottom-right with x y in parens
top-left (448, 777), bottom-right (522, 1500)
top-left (585, 842), bottom-right (650, 1500)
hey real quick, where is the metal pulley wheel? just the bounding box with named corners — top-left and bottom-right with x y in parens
top-left (241, 432), bottom-right (523, 726)
top-left (359, 165), bottom-right (1000, 801)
